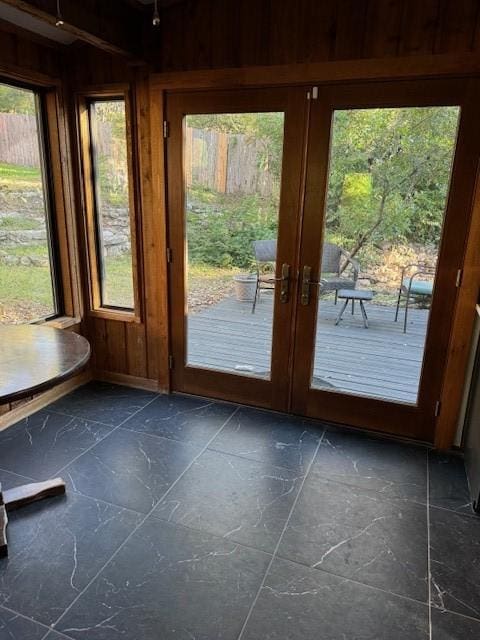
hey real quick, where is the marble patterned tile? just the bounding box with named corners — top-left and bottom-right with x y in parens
top-left (430, 506), bottom-right (480, 620)
top-left (208, 407), bottom-right (323, 472)
top-left (428, 451), bottom-right (472, 515)
top-left (278, 475), bottom-right (428, 602)
top-left (311, 428), bottom-right (428, 501)
top-left (0, 492), bottom-right (140, 627)
top-left (122, 393), bottom-right (236, 446)
top-left (49, 382), bottom-right (156, 427)
top-left (153, 449), bottom-right (303, 554)
top-left (241, 556), bottom-right (429, 640)
top-left (0, 469), bottom-right (34, 491)
top-left (431, 608), bottom-right (480, 639)
top-left (64, 428), bottom-right (201, 513)
top-left (56, 519), bottom-right (271, 640)
top-left (0, 412), bottom-right (112, 481)
top-left (0, 607), bottom-right (49, 640)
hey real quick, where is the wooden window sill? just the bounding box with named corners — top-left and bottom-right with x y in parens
top-left (88, 308), bottom-right (140, 324)
top-left (42, 316), bottom-right (82, 330)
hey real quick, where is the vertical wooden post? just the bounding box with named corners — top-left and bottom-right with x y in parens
top-left (215, 131), bottom-right (228, 193)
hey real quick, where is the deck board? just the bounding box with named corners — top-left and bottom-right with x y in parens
top-left (187, 294), bottom-right (429, 404)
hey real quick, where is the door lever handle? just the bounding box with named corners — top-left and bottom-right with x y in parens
top-left (278, 263), bottom-right (290, 303)
top-left (300, 265), bottom-right (322, 305)
top-left (260, 264), bottom-right (290, 303)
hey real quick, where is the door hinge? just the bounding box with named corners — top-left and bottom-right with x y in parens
top-left (455, 269), bottom-right (463, 288)
top-left (166, 247), bottom-right (173, 263)
top-left (168, 355), bottom-right (174, 370)
top-left (434, 400), bottom-right (441, 417)
top-left (163, 120), bottom-right (170, 138)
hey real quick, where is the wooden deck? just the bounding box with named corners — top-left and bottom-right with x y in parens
top-left (187, 293), bottom-right (429, 404)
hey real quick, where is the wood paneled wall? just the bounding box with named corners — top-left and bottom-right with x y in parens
top-left (0, 18), bottom-right (60, 82)
top-left (149, 0), bottom-right (480, 71)
top-left (65, 46), bottom-right (168, 392)
top-left (67, 0), bottom-right (480, 401)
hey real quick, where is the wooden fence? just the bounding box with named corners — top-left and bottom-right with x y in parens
top-left (0, 115), bottom-right (277, 198)
top-left (185, 126), bottom-right (277, 197)
top-left (0, 113), bottom-right (40, 168)
top-left (0, 114), bottom-right (114, 169)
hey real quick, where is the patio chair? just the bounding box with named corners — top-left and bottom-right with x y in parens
top-left (252, 239), bottom-right (277, 313)
top-left (320, 243), bottom-right (360, 304)
top-left (394, 263), bottom-right (435, 333)
top-left (251, 239), bottom-right (360, 312)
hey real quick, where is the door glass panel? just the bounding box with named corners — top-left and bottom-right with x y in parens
top-left (184, 112), bottom-right (285, 378)
top-left (312, 106), bottom-right (460, 404)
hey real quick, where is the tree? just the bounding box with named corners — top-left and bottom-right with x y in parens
top-left (326, 106), bottom-right (459, 262)
top-left (0, 84), bottom-right (35, 114)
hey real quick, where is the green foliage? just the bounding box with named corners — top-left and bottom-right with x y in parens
top-left (326, 106), bottom-right (459, 257)
top-left (0, 162), bottom-right (42, 190)
top-left (0, 84), bottom-right (35, 115)
top-left (187, 191), bottom-right (277, 269)
top-left (0, 217), bottom-right (42, 231)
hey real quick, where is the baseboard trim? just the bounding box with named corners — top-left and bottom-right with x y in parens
top-left (0, 370), bottom-right (93, 432)
top-left (93, 370), bottom-right (165, 393)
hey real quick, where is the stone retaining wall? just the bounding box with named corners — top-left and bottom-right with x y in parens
top-left (0, 191), bottom-right (131, 263)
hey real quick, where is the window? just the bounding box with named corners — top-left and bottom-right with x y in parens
top-left (0, 81), bottom-right (61, 324)
top-left (86, 97), bottom-right (135, 311)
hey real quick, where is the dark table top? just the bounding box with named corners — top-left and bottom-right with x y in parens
top-left (0, 325), bottom-right (91, 404)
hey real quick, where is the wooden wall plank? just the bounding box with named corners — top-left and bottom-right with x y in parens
top-left (434, 0), bottom-right (480, 54)
top-left (126, 323), bottom-right (148, 378)
top-left (105, 320), bottom-right (127, 373)
top-left (398, 0), bottom-right (441, 56)
top-left (363, 0), bottom-right (404, 59)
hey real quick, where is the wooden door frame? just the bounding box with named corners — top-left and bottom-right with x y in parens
top-left (165, 87), bottom-right (308, 411)
top-left (290, 77), bottom-right (480, 443)
top-left (150, 61), bottom-right (480, 448)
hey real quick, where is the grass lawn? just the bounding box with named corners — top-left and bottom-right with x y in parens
top-left (0, 162), bottom-right (42, 191)
top-left (0, 262), bottom-right (55, 323)
top-left (102, 254), bottom-right (135, 308)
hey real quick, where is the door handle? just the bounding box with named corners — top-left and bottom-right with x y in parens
top-left (300, 265), bottom-right (322, 305)
top-left (260, 264), bottom-right (290, 303)
top-left (279, 263), bottom-right (290, 303)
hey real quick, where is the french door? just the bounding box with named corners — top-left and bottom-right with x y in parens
top-left (166, 88), bottom-right (307, 412)
top-left (166, 80), bottom-right (475, 442)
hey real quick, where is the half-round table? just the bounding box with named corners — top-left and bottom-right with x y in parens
top-left (0, 325), bottom-right (91, 557)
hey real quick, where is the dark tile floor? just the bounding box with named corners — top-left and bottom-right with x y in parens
top-left (0, 381), bottom-right (478, 639)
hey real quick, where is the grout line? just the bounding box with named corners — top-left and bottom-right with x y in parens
top-left (0, 603), bottom-right (74, 640)
top-left (52, 395), bottom-right (160, 478)
top-left (427, 451), bottom-right (432, 640)
top-left (273, 548), bottom-right (431, 610)
top-left (0, 467), bottom-right (36, 483)
top-left (148, 515), bottom-right (274, 560)
top-left (42, 408), bottom-right (117, 428)
top-left (205, 443), bottom-right (321, 474)
top-left (43, 405), bottom-right (240, 639)
top-left (236, 426), bottom-right (326, 640)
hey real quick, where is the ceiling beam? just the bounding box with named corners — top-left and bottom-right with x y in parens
top-left (1, 0), bottom-right (144, 58)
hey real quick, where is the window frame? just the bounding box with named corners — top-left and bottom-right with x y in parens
top-left (77, 86), bottom-right (142, 323)
top-left (0, 76), bottom-right (65, 324)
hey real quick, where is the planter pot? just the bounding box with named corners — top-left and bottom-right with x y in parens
top-left (233, 274), bottom-right (257, 302)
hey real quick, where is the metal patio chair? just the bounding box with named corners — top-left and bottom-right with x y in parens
top-left (319, 243), bottom-right (360, 303)
top-left (394, 263), bottom-right (435, 333)
top-left (251, 240), bottom-right (360, 312)
top-left (251, 239), bottom-right (277, 313)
